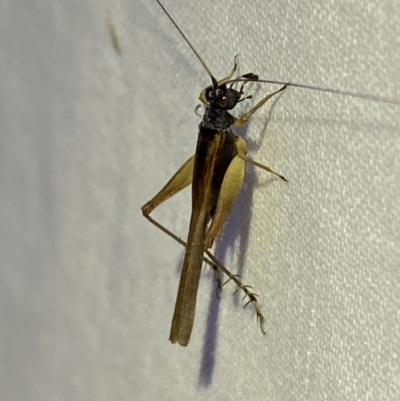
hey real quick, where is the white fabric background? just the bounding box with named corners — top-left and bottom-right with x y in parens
top-left (1, 0), bottom-right (400, 400)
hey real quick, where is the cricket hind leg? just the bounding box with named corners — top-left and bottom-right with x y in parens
top-left (202, 136), bottom-right (287, 334)
top-left (143, 213), bottom-right (223, 289)
top-left (144, 193), bottom-right (265, 332)
top-left (204, 135), bottom-right (287, 251)
top-left (142, 155), bottom-right (195, 216)
top-left (141, 154), bottom-right (222, 287)
top-left (141, 146), bottom-right (268, 329)
top-left (205, 250), bottom-right (266, 334)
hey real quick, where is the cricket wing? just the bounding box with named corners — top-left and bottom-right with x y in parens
top-left (168, 206), bottom-right (207, 346)
top-left (169, 131), bottom-right (228, 346)
top-left (204, 138), bottom-right (246, 249)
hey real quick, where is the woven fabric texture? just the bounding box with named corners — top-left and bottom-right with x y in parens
top-left (1, 1), bottom-right (399, 400)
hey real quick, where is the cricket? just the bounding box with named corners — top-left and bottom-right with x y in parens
top-left (141, 0), bottom-right (399, 346)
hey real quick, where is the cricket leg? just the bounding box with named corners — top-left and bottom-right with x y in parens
top-left (141, 154), bottom-right (195, 259)
top-left (204, 136), bottom-right (285, 250)
top-left (200, 138), bottom-right (266, 333)
top-left (239, 156), bottom-right (288, 182)
top-left (205, 250), bottom-right (266, 334)
top-left (141, 155), bottom-right (222, 285)
top-left (204, 152), bottom-right (246, 249)
top-left (234, 85), bottom-right (287, 127)
top-left (143, 213), bottom-right (221, 286)
top-left (234, 94), bottom-right (289, 182)
top-left (216, 56), bottom-right (259, 85)
top-left (142, 155), bottom-right (194, 216)
top-left (217, 55), bottom-right (239, 86)
top-left (202, 136), bottom-right (287, 333)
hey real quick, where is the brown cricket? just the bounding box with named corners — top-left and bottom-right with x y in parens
top-left (141, 2), bottom-right (288, 346)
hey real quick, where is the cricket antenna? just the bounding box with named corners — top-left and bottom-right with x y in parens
top-left (155, 0), bottom-right (217, 87)
top-left (255, 80), bottom-right (400, 106)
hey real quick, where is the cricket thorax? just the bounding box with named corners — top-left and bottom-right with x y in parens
top-left (200, 107), bottom-right (235, 131)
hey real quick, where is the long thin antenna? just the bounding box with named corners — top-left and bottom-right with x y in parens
top-left (225, 77), bottom-right (400, 106)
top-left (155, 0), bottom-right (399, 105)
top-left (155, 0), bottom-right (217, 85)
top-left (257, 79), bottom-right (400, 105)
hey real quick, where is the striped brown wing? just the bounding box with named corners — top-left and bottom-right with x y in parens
top-left (169, 127), bottom-right (237, 346)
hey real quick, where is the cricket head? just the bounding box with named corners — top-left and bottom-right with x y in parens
top-left (204, 84), bottom-right (241, 110)
top-left (200, 73), bottom-right (259, 110)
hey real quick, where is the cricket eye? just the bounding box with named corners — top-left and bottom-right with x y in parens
top-left (205, 87), bottom-right (214, 101)
top-left (217, 95), bottom-right (228, 108)
top-left (218, 90), bottom-right (239, 109)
